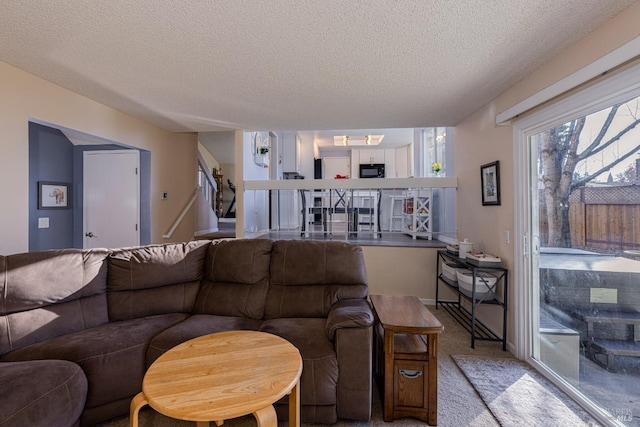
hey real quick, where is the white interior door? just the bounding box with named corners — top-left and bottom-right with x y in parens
top-left (83, 150), bottom-right (140, 249)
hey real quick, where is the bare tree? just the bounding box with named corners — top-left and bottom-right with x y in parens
top-left (540, 101), bottom-right (640, 247)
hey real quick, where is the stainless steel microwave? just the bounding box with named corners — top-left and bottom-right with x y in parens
top-left (359, 163), bottom-right (385, 178)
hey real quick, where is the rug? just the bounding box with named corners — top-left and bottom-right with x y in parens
top-left (451, 355), bottom-right (602, 427)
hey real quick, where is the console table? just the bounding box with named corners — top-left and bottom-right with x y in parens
top-left (370, 294), bottom-right (443, 425)
top-left (435, 250), bottom-right (508, 350)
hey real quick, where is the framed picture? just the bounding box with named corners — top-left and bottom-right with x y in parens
top-left (480, 161), bottom-right (500, 206)
top-left (38, 181), bottom-right (71, 209)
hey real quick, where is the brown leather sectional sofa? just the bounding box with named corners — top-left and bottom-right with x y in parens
top-left (0, 239), bottom-right (374, 426)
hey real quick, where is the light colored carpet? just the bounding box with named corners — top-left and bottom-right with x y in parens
top-left (451, 355), bottom-right (602, 427)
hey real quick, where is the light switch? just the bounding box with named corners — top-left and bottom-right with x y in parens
top-left (503, 230), bottom-right (510, 244)
top-left (38, 217), bottom-right (49, 228)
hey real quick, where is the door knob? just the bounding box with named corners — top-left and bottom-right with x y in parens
top-left (85, 232), bottom-right (97, 238)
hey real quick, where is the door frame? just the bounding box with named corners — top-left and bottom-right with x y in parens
top-left (513, 60), bottom-right (640, 359)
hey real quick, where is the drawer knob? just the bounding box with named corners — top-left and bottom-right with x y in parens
top-left (399, 369), bottom-right (423, 379)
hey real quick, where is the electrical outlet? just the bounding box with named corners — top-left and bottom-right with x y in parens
top-left (38, 217), bottom-right (49, 228)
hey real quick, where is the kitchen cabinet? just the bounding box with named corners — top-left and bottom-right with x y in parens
top-left (395, 146), bottom-right (410, 178)
top-left (384, 149), bottom-right (396, 178)
top-left (359, 149), bottom-right (385, 165)
top-left (283, 133), bottom-right (301, 173)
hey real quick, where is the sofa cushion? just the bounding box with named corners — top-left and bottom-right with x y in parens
top-left (260, 318), bottom-right (338, 406)
top-left (193, 239), bottom-right (272, 319)
top-left (0, 249), bottom-right (110, 356)
top-left (0, 360), bottom-right (87, 427)
top-left (146, 314), bottom-right (263, 367)
top-left (0, 313), bottom-right (187, 411)
top-left (108, 241), bottom-right (210, 321)
top-left (265, 240), bottom-right (368, 319)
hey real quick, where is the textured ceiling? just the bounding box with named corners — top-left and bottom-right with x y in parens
top-left (1, 0), bottom-right (636, 135)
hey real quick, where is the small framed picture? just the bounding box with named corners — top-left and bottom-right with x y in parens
top-left (480, 161), bottom-right (500, 206)
top-left (38, 181), bottom-right (71, 209)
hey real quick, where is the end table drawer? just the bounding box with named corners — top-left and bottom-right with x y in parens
top-left (394, 360), bottom-right (428, 408)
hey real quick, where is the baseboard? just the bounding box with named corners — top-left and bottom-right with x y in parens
top-left (420, 298), bottom-right (436, 306)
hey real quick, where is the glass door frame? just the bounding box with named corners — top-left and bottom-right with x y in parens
top-left (512, 59), bottom-right (640, 426)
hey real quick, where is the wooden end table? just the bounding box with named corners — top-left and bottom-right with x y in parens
top-left (370, 294), bottom-right (444, 425)
top-left (130, 330), bottom-right (302, 427)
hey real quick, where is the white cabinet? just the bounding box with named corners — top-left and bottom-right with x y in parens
top-left (282, 133), bottom-right (300, 173)
top-left (395, 146), bottom-right (410, 178)
top-left (384, 149), bottom-right (396, 178)
top-left (359, 149), bottom-right (385, 165)
top-left (402, 189), bottom-right (432, 239)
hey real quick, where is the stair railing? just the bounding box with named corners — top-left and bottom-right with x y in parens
top-left (163, 187), bottom-right (201, 239)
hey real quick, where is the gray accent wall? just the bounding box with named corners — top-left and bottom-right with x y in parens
top-left (29, 123), bottom-right (74, 250)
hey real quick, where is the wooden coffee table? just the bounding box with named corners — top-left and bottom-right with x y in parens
top-left (130, 330), bottom-right (303, 427)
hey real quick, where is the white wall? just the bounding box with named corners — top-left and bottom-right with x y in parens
top-left (454, 2), bottom-right (640, 344)
top-left (198, 142), bottom-right (219, 170)
top-left (0, 62), bottom-right (199, 254)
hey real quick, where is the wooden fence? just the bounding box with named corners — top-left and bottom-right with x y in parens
top-left (540, 185), bottom-right (640, 251)
top-left (569, 202), bottom-right (640, 250)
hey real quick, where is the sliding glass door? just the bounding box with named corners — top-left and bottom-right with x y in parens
top-left (519, 66), bottom-right (640, 426)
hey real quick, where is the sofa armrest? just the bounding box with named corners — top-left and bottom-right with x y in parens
top-left (334, 314), bottom-right (373, 420)
top-left (0, 360), bottom-right (87, 427)
top-left (326, 299), bottom-right (374, 340)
